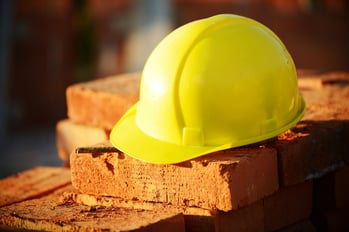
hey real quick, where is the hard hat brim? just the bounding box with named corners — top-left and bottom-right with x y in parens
top-left (109, 104), bottom-right (227, 164)
top-left (110, 96), bottom-right (306, 164)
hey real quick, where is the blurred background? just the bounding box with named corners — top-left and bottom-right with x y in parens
top-left (0, 0), bottom-right (348, 178)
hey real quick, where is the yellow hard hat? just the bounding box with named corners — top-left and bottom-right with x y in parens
top-left (110, 14), bottom-right (305, 164)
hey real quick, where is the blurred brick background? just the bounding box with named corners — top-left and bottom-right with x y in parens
top-left (0, 0), bottom-right (348, 177)
top-left (2, 0), bottom-right (349, 131)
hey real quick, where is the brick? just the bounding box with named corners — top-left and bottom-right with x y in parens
top-left (0, 185), bottom-right (185, 232)
top-left (299, 72), bottom-right (349, 120)
top-left (214, 201), bottom-right (264, 232)
top-left (313, 172), bottom-right (336, 213)
top-left (64, 190), bottom-right (264, 232)
top-left (335, 166), bottom-right (349, 209)
top-left (298, 76), bottom-right (323, 90)
top-left (56, 119), bottom-right (109, 162)
top-left (274, 72), bottom-right (349, 186)
top-left (313, 165), bottom-right (349, 212)
top-left (0, 166), bottom-right (71, 207)
top-left (62, 190), bottom-right (211, 216)
top-left (275, 120), bottom-right (349, 186)
top-left (70, 141), bottom-right (278, 211)
top-left (264, 181), bottom-right (313, 231)
top-left (311, 166), bottom-right (349, 231)
top-left (63, 190), bottom-right (215, 232)
top-left (66, 72), bottom-right (140, 130)
top-left (298, 71), bottom-right (349, 93)
top-left (276, 220), bottom-right (316, 232)
top-left (312, 169), bottom-right (349, 232)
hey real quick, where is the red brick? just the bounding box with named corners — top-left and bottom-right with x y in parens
top-left (0, 167), bottom-right (71, 207)
top-left (335, 166), bottom-right (349, 208)
top-left (312, 167), bottom-right (349, 231)
top-left (0, 184), bottom-right (185, 232)
top-left (313, 171), bottom-right (336, 212)
top-left (275, 120), bottom-right (349, 186)
top-left (71, 142), bottom-right (278, 211)
top-left (298, 72), bottom-right (349, 93)
top-left (214, 201), bottom-right (264, 232)
top-left (64, 190), bottom-right (264, 232)
top-left (313, 165), bottom-right (349, 211)
top-left (66, 72), bottom-right (139, 129)
top-left (264, 181), bottom-right (313, 231)
top-left (276, 220), bottom-right (316, 232)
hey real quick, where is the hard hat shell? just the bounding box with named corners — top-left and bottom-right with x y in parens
top-left (110, 14), bottom-right (306, 164)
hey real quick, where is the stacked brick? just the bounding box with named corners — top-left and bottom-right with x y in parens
top-left (1, 71), bottom-right (348, 231)
top-left (0, 167), bottom-right (185, 231)
top-left (64, 71), bottom-right (349, 231)
top-left (56, 72), bottom-right (140, 164)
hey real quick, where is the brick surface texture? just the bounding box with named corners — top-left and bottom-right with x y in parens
top-left (0, 185), bottom-right (185, 232)
top-left (263, 181), bottom-right (313, 231)
top-left (66, 72), bottom-right (139, 130)
top-left (71, 143), bottom-right (278, 211)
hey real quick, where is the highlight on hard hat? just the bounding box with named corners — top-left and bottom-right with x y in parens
top-left (110, 14), bottom-right (306, 164)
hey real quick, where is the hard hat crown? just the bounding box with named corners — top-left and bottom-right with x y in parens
top-left (110, 14), bottom-right (306, 164)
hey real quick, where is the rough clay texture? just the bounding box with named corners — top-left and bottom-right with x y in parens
top-left (71, 143), bottom-right (278, 212)
top-left (263, 181), bottom-right (313, 231)
top-left (64, 180), bottom-right (313, 232)
top-left (63, 189), bottom-right (217, 232)
top-left (66, 72), bottom-right (140, 130)
top-left (0, 166), bottom-right (71, 207)
top-left (0, 167), bottom-right (317, 232)
top-left (0, 185), bottom-right (185, 232)
top-left (65, 184), bottom-right (265, 232)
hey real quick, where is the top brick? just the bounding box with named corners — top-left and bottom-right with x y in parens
top-left (66, 72), bottom-right (140, 130)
